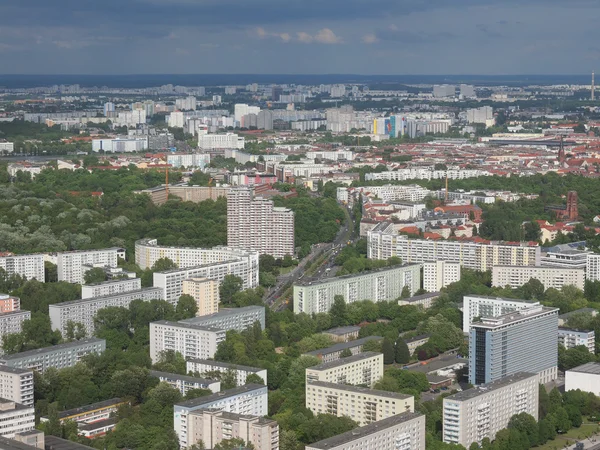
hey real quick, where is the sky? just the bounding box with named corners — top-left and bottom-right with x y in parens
top-left (0, 0), bottom-right (599, 75)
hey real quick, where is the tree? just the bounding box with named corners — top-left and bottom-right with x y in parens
top-left (185, 388), bottom-right (212, 400)
top-left (151, 257), bottom-right (177, 272)
top-left (395, 339), bottom-right (411, 364)
top-left (146, 382), bottom-right (182, 407)
top-left (83, 267), bottom-right (106, 284)
top-left (214, 439), bottom-right (255, 450)
top-left (39, 402), bottom-right (62, 437)
top-left (64, 321), bottom-right (87, 341)
top-left (521, 278), bottom-right (545, 300)
top-left (508, 412), bottom-right (539, 447)
top-left (363, 339), bottom-right (382, 353)
top-left (176, 294), bottom-right (198, 320)
top-left (340, 348), bottom-right (352, 358)
top-left (400, 285), bottom-right (411, 299)
top-left (523, 221), bottom-right (541, 241)
top-left (382, 338), bottom-right (395, 365)
top-left (220, 275), bottom-right (243, 305)
top-left (329, 295), bottom-right (348, 327)
top-left (245, 373), bottom-right (265, 385)
top-left (153, 350), bottom-right (186, 375)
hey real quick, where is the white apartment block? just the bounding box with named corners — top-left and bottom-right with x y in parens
top-left (49, 287), bottom-right (164, 337)
top-left (182, 278), bottom-right (220, 317)
top-left (174, 384), bottom-right (268, 448)
top-left (293, 265), bottom-right (421, 314)
top-left (0, 367), bottom-right (33, 407)
top-left (227, 187), bottom-right (295, 259)
top-left (179, 306), bottom-right (265, 332)
top-left (186, 359), bottom-right (267, 386)
top-left (305, 352), bottom-right (383, 388)
top-left (492, 265), bottom-right (585, 290)
top-left (0, 311), bottom-right (31, 352)
top-left (0, 338), bottom-right (106, 373)
top-left (198, 133), bottom-right (245, 150)
top-left (306, 381), bottom-right (414, 426)
top-left (305, 150), bottom-right (354, 161)
top-left (565, 362), bottom-right (600, 396)
top-left (443, 372), bottom-right (539, 448)
top-left (367, 222), bottom-right (541, 272)
top-left (149, 321), bottom-right (225, 363)
top-left (586, 253), bottom-right (600, 281)
top-left (0, 400), bottom-right (34, 438)
top-left (423, 261), bottom-right (461, 292)
top-left (186, 409), bottom-right (278, 450)
top-left (149, 371), bottom-right (220, 395)
top-left (0, 142), bottom-right (14, 153)
top-left (337, 185), bottom-right (431, 206)
top-left (462, 295), bottom-right (539, 333)
top-left (81, 278), bottom-right (142, 299)
top-left (91, 138), bottom-right (148, 153)
top-left (167, 153), bottom-right (210, 169)
top-left (364, 168), bottom-right (488, 182)
top-left (558, 328), bottom-right (595, 353)
top-left (0, 254), bottom-right (45, 282)
top-left (57, 248), bottom-right (123, 284)
top-left (303, 336), bottom-right (383, 364)
top-left (306, 412), bottom-right (425, 450)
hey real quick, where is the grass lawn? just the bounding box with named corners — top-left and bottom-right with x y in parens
top-left (536, 424), bottom-right (599, 449)
top-left (279, 266), bottom-right (295, 275)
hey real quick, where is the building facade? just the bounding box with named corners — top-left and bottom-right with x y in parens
top-left (0, 296), bottom-right (20, 313)
top-left (186, 359), bottom-right (268, 386)
top-left (565, 362), bottom-right (600, 396)
top-left (303, 337), bottom-right (383, 364)
top-left (423, 261), bottom-right (461, 292)
top-left (305, 352), bottom-right (383, 388)
top-left (0, 311), bottom-right (31, 353)
top-left (558, 328), bottom-right (595, 353)
top-left (57, 248), bottom-right (123, 284)
top-left (149, 321), bottom-right (225, 363)
top-left (179, 306), bottom-right (265, 332)
top-left (443, 373), bottom-right (539, 448)
top-left (0, 400), bottom-right (35, 439)
top-left (81, 278), bottom-right (142, 299)
top-left (0, 367), bottom-right (33, 407)
top-left (462, 295), bottom-right (539, 333)
top-left (182, 278), bottom-right (220, 316)
top-left (149, 371), bottom-right (220, 395)
top-left (491, 265), bottom-right (585, 290)
top-left (293, 265), bottom-right (421, 314)
top-left (0, 254), bottom-right (45, 283)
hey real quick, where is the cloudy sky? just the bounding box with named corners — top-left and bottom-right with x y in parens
top-left (0, 0), bottom-right (599, 74)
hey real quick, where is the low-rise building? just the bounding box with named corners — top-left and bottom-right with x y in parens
top-left (149, 321), bottom-right (225, 363)
top-left (565, 362), bottom-right (600, 396)
top-left (81, 278), bottom-right (142, 299)
top-left (558, 307), bottom-right (599, 326)
top-left (179, 306), bottom-right (265, 332)
top-left (182, 278), bottom-right (220, 317)
top-left (149, 371), bottom-right (220, 395)
top-left (174, 384), bottom-right (268, 448)
top-left (41, 398), bottom-right (126, 424)
top-left (491, 265), bottom-right (585, 290)
top-left (405, 334), bottom-right (430, 356)
top-left (443, 373), bottom-right (539, 448)
top-left (321, 326), bottom-right (360, 343)
top-left (0, 339), bottom-right (106, 373)
top-left (423, 261), bottom-right (461, 292)
top-left (186, 409), bottom-right (278, 450)
top-left (305, 412), bottom-right (426, 450)
top-left (305, 352), bottom-right (383, 388)
top-left (0, 367), bottom-right (33, 407)
top-left (397, 292), bottom-right (441, 309)
top-left (303, 336), bottom-right (383, 364)
top-left (186, 359), bottom-right (267, 386)
top-left (558, 328), bottom-right (595, 353)
top-left (306, 381), bottom-right (414, 426)
top-left (0, 399), bottom-right (34, 438)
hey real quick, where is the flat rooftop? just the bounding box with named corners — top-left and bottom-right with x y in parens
top-left (306, 412), bottom-right (424, 449)
top-left (187, 359), bottom-right (263, 373)
top-left (407, 355), bottom-right (467, 374)
top-left (0, 437), bottom-right (41, 450)
top-left (308, 352), bottom-right (382, 372)
top-left (295, 264), bottom-right (420, 287)
top-left (175, 384), bottom-right (266, 409)
top-left (304, 336), bottom-right (383, 357)
top-left (322, 326), bottom-right (361, 336)
top-left (307, 381), bottom-right (412, 400)
top-left (51, 288), bottom-right (162, 307)
top-left (151, 320), bottom-right (223, 333)
top-left (45, 435), bottom-right (95, 449)
top-left (0, 365), bottom-right (32, 375)
top-left (149, 370), bottom-right (216, 385)
top-left (53, 398), bottom-right (124, 420)
top-left (445, 372), bottom-right (537, 402)
top-left (567, 362), bottom-right (600, 375)
top-left (180, 306), bottom-right (264, 324)
top-left (399, 292), bottom-right (441, 302)
top-left (0, 338), bottom-right (105, 361)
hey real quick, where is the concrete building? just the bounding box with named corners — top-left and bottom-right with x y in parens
top-left (0, 254), bottom-right (45, 282)
top-left (57, 248), bottom-right (123, 284)
top-left (149, 321), bottom-right (225, 363)
top-left (186, 409), bottom-right (278, 450)
top-left (0, 399), bottom-right (34, 438)
top-left (305, 412), bottom-right (425, 450)
top-left (443, 372), bottom-right (539, 448)
top-left (0, 338), bottom-right (106, 373)
top-left (462, 295), bottom-right (539, 333)
top-left (167, 153), bottom-right (211, 169)
top-left (405, 334), bottom-right (431, 356)
top-left (227, 187), bottom-right (295, 259)
top-left (91, 137), bottom-right (148, 153)
top-left (565, 362), bottom-right (600, 396)
top-left (305, 352), bottom-right (383, 388)
top-left (306, 381), bottom-right (414, 426)
top-left (257, 110), bottom-right (274, 130)
top-left (49, 287), bottom-right (163, 337)
top-left (198, 133), bottom-right (244, 150)
top-left (182, 278), bottom-right (220, 317)
top-left (321, 326), bottom-right (360, 343)
top-left (491, 265), bottom-right (585, 290)
top-left (397, 292), bottom-right (441, 309)
top-left (149, 371), bottom-right (220, 395)
top-left (586, 253), bottom-right (600, 281)
top-left (433, 85), bottom-right (455, 98)
top-left (423, 261), bottom-right (461, 292)
top-left (174, 384), bottom-right (268, 448)
top-left (135, 185), bottom-right (230, 206)
top-left (40, 398), bottom-right (126, 424)
top-left (541, 248), bottom-right (589, 270)
top-left (0, 142), bottom-right (15, 154)
top-left (186, 359), bottom-right (267, 386)
top-left (293, 265), bottom-right (421, 314)
top-left (303, 336), bottom-right (383, 364)
top-left (466, 106), bottom-right (494, 125)
top-left (9, 430), bottom-right (45, 448)
top-left (179, 306), bottom-right (265, 332)
top-left (558, 328), bottom-right (595, 353)
top-left (0, 367), bottom-right (33, 407)
top-left (0, 311), bottom-right (31, 350)
top-left (368, 223), bottom-right (540, 272)
top-left (81, 278), bottom-right (142, 299)
top-left (469, 306), bottom-right (559, 384)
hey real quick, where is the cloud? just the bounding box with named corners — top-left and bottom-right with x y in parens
top-left (314, 28), bottom-right (343, 44)
top-left (296, 32), bottom-right (313, 43)
top-left (362, 33), bottom-right (379, 44)
top-left (255, 27), bottom-right (292, 42)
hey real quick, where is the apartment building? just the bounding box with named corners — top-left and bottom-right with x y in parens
top-left (49, 287), bottom-right (164, 337)
top-left (469, 306), bottom-right (559, 385)
top-left (306, 381), bottom-right (414, 426)
top-left (558, 328), bottom-right (595, 353)
top-left (0, 311), bottom-right (31, 352)
top-left (0, 338), bottom-right (106, 373)
top-left (367, 222), bottom-right (540, 271)
top-left (10, 430), bottom-right (45, 448)
top-left (306, 412), bottom-right (426, 450)
top-left (149, 321), bottom-right (225, 363)
top-left (293, 265), bottom-right (421, 314)
top-left (423, 261), bottom-right (461, 292)
top-left (0, 296), bottom-right (20, 313)
top-left (305, 352), bottom-right (383, 388)
top-left (186, 409), bottom-right (278, 450)
top-left (443, 372), bottom-right (539, 448)
top-left (179, 306), bottom-right (265, 332)
top-left (0, 367), bottom-right (33, 407)
top-left (227, 187), bottom-right (295, 259)
top-left (135, 185), bottom-right (230, 206)
top-left (303, 337), bottom-right (383, 364)
top-left (491, 265), bottom-right (585, 290)
top-left (81, 278), bottom-right (142, 299)
top-left (182, 278), bottom-right (220, 316)
top-left (405, 334), bottom-right (430, 356)
top-left (56, 248), bottom-right (123, 284)
top-left (186, 359), bottom-right (267, 386)
top-left (462, 295), bottom-right (539, 333)
top-left (0, 254), bottom-right (45, 282)
top-left (586, 253), bottom-right (600, 281)
top-left (149, 371), bottom-right (220, 395)
top-left (337, 185), bottom-right (431, 205)
top-left (40, 398), bottom-right (126, 424)
top-left (397, 292), bottom-right (441, 309)
top-left (321, 326), bottom-right (360, 343)
top-left (174, 384), bottom-right (268, 448)
top-left (0, 399), bottom-right (34, 438)
top-left (542, 248), bottom-right (589, 270)
top-left (565, 362), bottom-right (600, 396)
